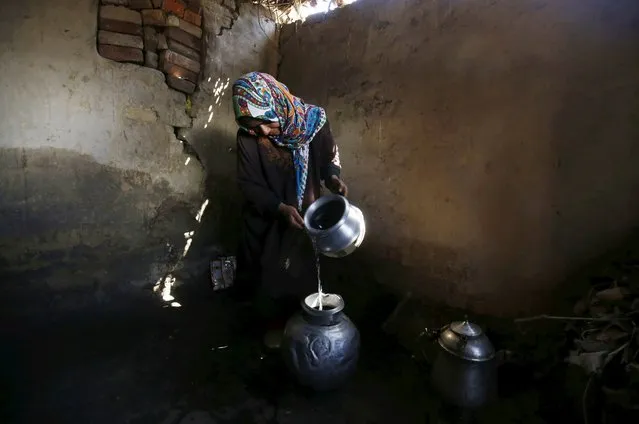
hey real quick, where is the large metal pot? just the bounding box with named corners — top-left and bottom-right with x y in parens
top-left (303, 195), bottom-right (366, 258)
top-left (431, 350), bottom-right (498, 409)
top-left (424, 321), bottom-right (498, 409)
top-left (281, 293), bottom-right (360, 391)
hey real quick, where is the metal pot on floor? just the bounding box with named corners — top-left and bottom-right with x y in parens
top-left (281, 293), bottom-right (360, 391)
top-left (425, 320), bottom-right (498, 409)
top-left (304, 195), bottom-right (366, 258)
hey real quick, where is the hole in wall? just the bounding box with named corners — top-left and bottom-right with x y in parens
top-left (255, 0), bottom-right (361, 23)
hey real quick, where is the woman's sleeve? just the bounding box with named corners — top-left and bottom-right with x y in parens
top-left (237, 133), bottom-right (281, 216)
top-left (319, 121), bottom-right (342, 182)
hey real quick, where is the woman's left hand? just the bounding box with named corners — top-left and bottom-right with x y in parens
top-left (328, 175), bottom-right (348, 197)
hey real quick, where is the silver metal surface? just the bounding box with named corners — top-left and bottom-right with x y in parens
top-left (303, 293), bottom-right (345, 316)
top-left (449, 321), bottom-right (483, 337)
top-left (304, 195), bottom-right (366, 258)
top-left (437, 320), bottom-right (495, 362)
top-left (210, 256), bottom-right (236, 291)
top-left (282, 292), bottom-right (360, 391)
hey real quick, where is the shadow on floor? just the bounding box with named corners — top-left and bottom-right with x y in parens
top-left (1, 268), bottom-right (593, 424)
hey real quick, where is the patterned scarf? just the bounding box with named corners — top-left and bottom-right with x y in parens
top-left (232, 72), bottom-right (327, 211)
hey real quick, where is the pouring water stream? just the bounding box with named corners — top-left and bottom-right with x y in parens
top-left (306, 229), bottom-right (324, 311)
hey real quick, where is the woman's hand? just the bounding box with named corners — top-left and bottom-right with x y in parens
top-left (327, 175), bottom-right (348, 197)
top-left (278, 203), bottom-right (305, 230)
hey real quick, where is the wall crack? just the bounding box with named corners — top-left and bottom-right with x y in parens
top-left (217, 1), bottom-right (240, 35)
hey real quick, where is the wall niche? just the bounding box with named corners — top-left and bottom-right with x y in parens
top-left (97, 0), bottom-right (204, 94)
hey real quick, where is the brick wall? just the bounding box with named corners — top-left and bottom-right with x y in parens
top-left (98, 0), bottom-right (204, 94)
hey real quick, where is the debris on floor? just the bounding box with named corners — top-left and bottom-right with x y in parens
top-left (564, 260), bottom-right (639, 415)
top-left (514, 258), bottom-right (639, 421)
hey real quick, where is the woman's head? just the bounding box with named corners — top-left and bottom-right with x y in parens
top-left (236, 116), bottom-right (281, 137)
top-left (232, 72), bottom-right (328, 211)
top-left (231, 72), bottom-right (325, 148)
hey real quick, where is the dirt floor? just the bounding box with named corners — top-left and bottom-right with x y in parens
top-left (1, 263), bottom-right (596, 424)
top-left (4, 231), bottom-right (639, 424)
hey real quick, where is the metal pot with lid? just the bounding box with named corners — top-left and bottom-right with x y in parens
top-left (437, 320), bottom-right (495, 362)
top-left (424, 320), bottom-right (498, 409)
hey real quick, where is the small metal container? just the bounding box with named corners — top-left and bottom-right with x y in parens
top-left (304, 195), bottom-right (366, 258)
top-left (210, 256), bottom-right (236, 291)
top-left (437, 320), bottom-right (495, 362)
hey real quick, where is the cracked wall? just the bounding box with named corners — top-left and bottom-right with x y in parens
top-left (280, 0), bottom-right (639, 315)
top-left (0, 0), bottom-right (276, 319)
top-left (179, 0), bottom-right (278, 255)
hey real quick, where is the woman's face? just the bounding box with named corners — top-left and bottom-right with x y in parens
top-left (239, 117), bottom-right (281, 137)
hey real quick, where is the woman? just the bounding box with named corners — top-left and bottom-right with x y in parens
top-left (231, 72), bottom-right (347, 346)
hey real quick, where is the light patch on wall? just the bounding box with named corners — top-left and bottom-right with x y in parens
top-left (196, 199), bottom-right (209, 222)
top-left (183, 230), bottom-right (195, 257)
top-left (182, 238), bottom-right (193, 257)
top-left (184, 157), bottom-right (191, 166)
top-left (202, 77), bottom-right (231, 130)
top-left (154, 274), bottom-right (176, 302)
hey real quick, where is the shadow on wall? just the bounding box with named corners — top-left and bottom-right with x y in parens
top-left (0, 147), bottom-right (200, 321)
top-left (0, 144), bottom-right (241, 322)
top-left (191, 124), bottom-right (242, 246)
top-left (166, 126), bottom-right (243, 300)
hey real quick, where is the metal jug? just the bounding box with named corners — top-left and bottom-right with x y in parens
top-left (303, 195), bottom-right (366, 258)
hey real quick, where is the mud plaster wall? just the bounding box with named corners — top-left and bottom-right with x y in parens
top-left (0, 0), bottom-right (276, 319)
top-left (279, 0), bottom-right (639, 315)
top-left (183, 0), bottom-right (278, 252)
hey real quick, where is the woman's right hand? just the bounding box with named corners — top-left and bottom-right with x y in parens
top-left (278, 203), bottom-right (305, 230)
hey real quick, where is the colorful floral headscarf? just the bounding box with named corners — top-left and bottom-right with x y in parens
top-left (232, 72), bottom-right (327, 211)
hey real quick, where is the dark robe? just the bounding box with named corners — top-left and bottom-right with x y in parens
top-left (235, 121), bottom-right (340, 316)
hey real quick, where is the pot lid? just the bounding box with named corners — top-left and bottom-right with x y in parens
top-left (438, 320), bottom-right (495, 362)
top-left (449, 320), bottom-right (483, 337)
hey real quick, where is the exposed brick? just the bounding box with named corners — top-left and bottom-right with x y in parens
top-left (101, 0), bottom-right (129, 5)
top-left (166, 15), bottom-right (179, 27)
top-left (143, 26), bottom-right (159, 51)
top-left (183, 9), bottom-right (201, 27)
top-left (185, 0), bottom-right (201, 13)
top-left (152, 0), bottom-right (164, 7)
top-left (159, 58), bottom-right (198, 83)
top-left (145, 51), bottom-right (159, 68)
top-left (162, 0), bottom-right (185, 18)
top-left (98, 30), bottom-right (144, 49)
top-left (181, 17), bottom-right (202, 38)
top-left (161, 50), bottom-right (200, 73)
top-left (166, 74), bottom-right (195, 94)
top-left (166, 16), bottom-right (201, 38)
top-left (98, 45), bottom-right (144, 64)
top-left (142, 9), bottom-right (166, 26)
top-left (164, 27), bottom-right (200, 50)
top-left (99, 5), bottom-right (141, 25)
top-left (99, 17), bottom-right (142, 36)
top-left (129, 0), bottom-right (153, 9)
top-left (167, 38), bottom-right (199, 61)
top-left (158, 33), bottom-right (168, 50)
